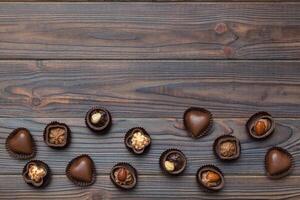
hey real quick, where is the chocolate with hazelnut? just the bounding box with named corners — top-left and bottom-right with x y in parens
top-left (196, 165), bottom-right (224, 191)
top-left (110, 163), bottom-right (137, 190)
top-left (246, 112), bottom-right (275, 139)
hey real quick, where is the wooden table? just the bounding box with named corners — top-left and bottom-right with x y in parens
top-left (0, 2), bottom-right (299, 199)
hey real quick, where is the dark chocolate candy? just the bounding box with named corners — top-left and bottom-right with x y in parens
top-left (196, 165), bottom-right (224, 192)
top-left (160, 149), bottom-right (187, 175)
top-left (85, 107), bottom-right (112, 134)
top-left (44, 121), bottom-right (71, 148)
top-left (6, 128), bottom-right (36, 159)
top-left (213, 135), bottom-right (241, 161)
top-left (265, 147), bottom-right (293, 179)
top-left (66, 155), bottom-right (96, 186)
top-left (23, 160), bottom-right (51, 188)
top-left (110, 163), bottom-right (137, 190)
top-left (124, 127), bottom-right (151, 155)
top-left (183, 107), bottom-right (213, 138)
top-left (246, 112), bottom-right (275, 139)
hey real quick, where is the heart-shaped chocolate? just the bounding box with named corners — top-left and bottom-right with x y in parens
top-left (183, 107), bottom-right (212, 138)
top-left (6, 128), bottom-right (36, 159)
top-left (66, 155), bottom-right (96, 186)
top-left (265, 147), bottom-right (293, 179)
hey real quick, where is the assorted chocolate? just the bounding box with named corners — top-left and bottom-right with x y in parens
top-left (196, 165), bottom-right (224, 191)
top-left (23, 160), bottom-right (51, 188)
top-left (265, 147), bottom-right (293, 179)
top-left (6, 128), bottom-right (36, 159)
top-left (66, 155), bottom-right (96, 186)
top-left (213, 135), bottom-right (241, 161)
top-left (85, 107), bottom-right (112, 134)
top-left (160, 149), bottom-right (187, 175)
top-left (44, 121), bottom-right (71, 148)
top-left (5, 106), bottom-right (295, 190)
top-left (110, 163), bottom-right (137, 190)
top-left (124, 127), bottom-right (151, 154)
top-left (183, 107), bottom-right (213, 138)
top-left (246, 112), bottom-right (275, 139)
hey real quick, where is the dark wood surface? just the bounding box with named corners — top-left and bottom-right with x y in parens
top-left (1, 3), bottom-right (300, 60)
top-left (0, 2), bottom-right (299, 200)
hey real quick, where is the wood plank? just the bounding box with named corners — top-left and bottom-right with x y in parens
top-left (1, 3), bottom-right (300, 59)
top-left (0, 60), bottom-right (299, 118)
top-left (0, 118), bottom-right (299, 175)
top-left (0, 175), bottom-right (299, 199)
top-left (0, 0), bottom-right (298, 1)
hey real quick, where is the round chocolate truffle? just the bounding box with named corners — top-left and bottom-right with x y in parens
top-left (43, 121), bottom-right (71, 148)
top-left (85, 107), bottom-right (112, 134)
top-left (213, 135), bottom-right (241, 161)
top-left (265, 147), bottom-right (293, 179)
top-left (110, 163), bottom-right (137, 190)
top-left (160, 149), bottom-right (187, 175)
top-left (124, 127), bottom-right (151, 155)
top-left (23, 160), bottom-right (51, 188)
top-left (246, 112), bottom-right (275, 139)
top-left (6, 128), bottom-right (36, 159)
top-left (183, 107), bottom-right (213, 138)
top-left (196, 165), bottom-right (224, 191)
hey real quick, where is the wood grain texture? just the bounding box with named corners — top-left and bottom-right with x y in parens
top-left (0, 60), bottom-right (300, 118)
top-left (0, 0), bottom-right (298, 2)
top-left (0, 175), bottom-right (300, 200)
top-left (0, 118), bottom-right (299, 175)
top-left (1, 3), bottom-right (300, 59)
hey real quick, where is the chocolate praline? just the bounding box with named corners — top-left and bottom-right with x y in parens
top-left (213, 135), bottom-right (241, 161)
top-left (183, 107), bottom-right (213, 138)
top-left (160, 149), bottom-right (187, 175)
top-left (196, 165), bottom-right (224, 191)
top-left (85, 107), bottom-right (112, 134)
top-left (43, 121), bottom-right (71, 148)
top-left (66, 155), bottom-right (96, 186)
top-left (23, 160), bottom-right (51, 188)
top-left (246, 112), bottom-right (275, 139)
top-left (265, 147), bottom-right (293, 179)
top-left (6, 128), bottom-right (36, 159)
top-left (124, 127), bottom-right (151, 155)
top-left (110, 163), bottom-right (137, 190)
